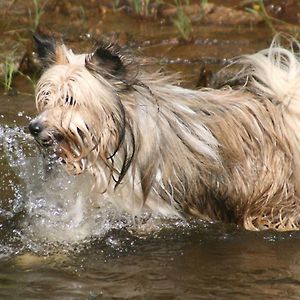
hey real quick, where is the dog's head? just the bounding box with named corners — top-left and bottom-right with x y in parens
top-left (29, 33), bottom-right (136, 175)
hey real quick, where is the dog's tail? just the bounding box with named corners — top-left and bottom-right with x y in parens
top-left (239, 35), bottom-right (300, 111)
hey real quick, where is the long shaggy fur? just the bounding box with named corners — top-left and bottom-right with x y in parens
top-left (29, 34), bottom-right (300, 231)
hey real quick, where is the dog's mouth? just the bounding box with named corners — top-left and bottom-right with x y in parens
top-left (34, 131), bottom-right (64, 148)
top-left (31, 130), bottom-right (69, 165)
top-left (34, 134), bottom-right (77, 171)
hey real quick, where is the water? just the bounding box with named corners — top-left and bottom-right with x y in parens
top-left (1, 105), bottom-right (300, 300)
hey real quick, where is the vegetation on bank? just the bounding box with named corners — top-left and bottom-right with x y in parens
top-left (1, 0), bottom-right (299, 94)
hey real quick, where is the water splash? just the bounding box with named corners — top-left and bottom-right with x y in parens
top-left (0, 124), bottom-right (134, 254)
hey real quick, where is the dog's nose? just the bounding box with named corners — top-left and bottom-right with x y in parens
top-left (28, 120), bottom-right (43, 136)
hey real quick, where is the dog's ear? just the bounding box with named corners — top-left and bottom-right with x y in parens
top-left (33, 32), bottom-right (56, 67)
top-left (88, 44), bottom-right (126, 79)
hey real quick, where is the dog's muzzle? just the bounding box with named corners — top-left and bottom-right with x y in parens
top-left (28, 118), bottom-right (64, 147)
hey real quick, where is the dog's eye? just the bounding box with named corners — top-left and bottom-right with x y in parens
top-left (40, 90), bottom-right (50, 105)
top-left (65, 94), bottom-right (76, 105)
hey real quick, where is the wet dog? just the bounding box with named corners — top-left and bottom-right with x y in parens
top-left (29, 33), bottom-right (300, 231)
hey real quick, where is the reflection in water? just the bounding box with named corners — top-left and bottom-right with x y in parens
top-left (1, 126), bottom-right (300, 299)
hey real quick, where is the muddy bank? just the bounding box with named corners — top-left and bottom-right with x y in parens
top-left (0, 0), bottom-right (299, 93)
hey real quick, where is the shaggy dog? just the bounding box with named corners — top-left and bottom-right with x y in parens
top-left (29, 33), bottom-right (300, 231)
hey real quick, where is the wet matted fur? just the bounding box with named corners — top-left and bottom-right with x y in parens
top-left (29, 33), bottom-right (300, 231)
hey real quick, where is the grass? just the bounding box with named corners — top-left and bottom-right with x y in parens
top-left (245, 0), bottom-right (276, 33)
top-left (1, 40), bottom-right (37, 95)
top-left (246, 0), bottom-right (300, 35)
top-left (127, 0), bottom-right (164, 17)
top-left (171, 0), bottom-right (192, 41)
top-left (130, 0), bottom-right (151, 16)
top-left (28, 0), bottom-right (48, 32)
top-left (79, 5), bottom-right (87, 22)
top-left (2, 54), bottom-right (36, 95)
top-left (1, 43), bottom-right (20, 93)
top-left (3, 55), bottom-right (16, 94)
top-left (112, 0), bottom-right (120, 11)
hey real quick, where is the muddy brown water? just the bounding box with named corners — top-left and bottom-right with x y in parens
top-left (0, 1), bottom-right (300, 299)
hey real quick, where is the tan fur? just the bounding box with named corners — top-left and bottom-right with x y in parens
top-left (29, 34), bottom-right (300, 231)
top-left (55, 45), bottom-right (69, 65)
